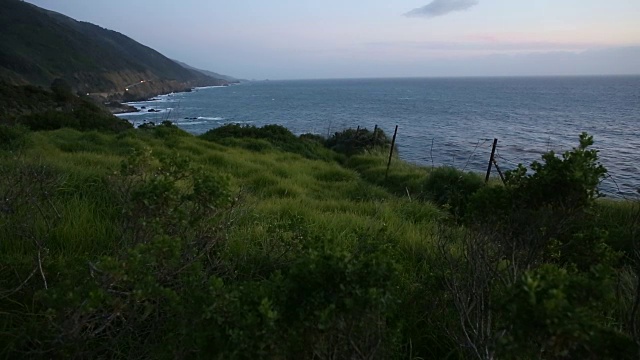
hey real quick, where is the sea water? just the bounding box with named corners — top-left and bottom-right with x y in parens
top-left (117, 76), bottom-right (640, 198)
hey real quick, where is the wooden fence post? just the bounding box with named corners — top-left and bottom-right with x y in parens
top-left (372, 125), bottom-right (378, 147)
top-left (385, 125), bottom-right (399, 180)
top-left (492, 158), bottom-right (506, 184)
top-left (485, 138), bottom-right (498, 183)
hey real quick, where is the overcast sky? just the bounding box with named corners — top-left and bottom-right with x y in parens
top-left (26, 0), bottom-right (640, 80)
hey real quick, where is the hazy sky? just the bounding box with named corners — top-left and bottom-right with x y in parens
top-left (26, 0), bottom-right (640, 79)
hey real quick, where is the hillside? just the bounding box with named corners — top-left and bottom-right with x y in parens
top-left (0, 0), bottom-right (230, 101)
top-left (1, 118), bottom-right (639, 358)
top-left (173, 60), bottom-right (243, 83)
top-left (0, 81), bottom-right (133, 131)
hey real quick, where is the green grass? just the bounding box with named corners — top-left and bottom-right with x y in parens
top-left (2, 124), bottom-right (639, 359)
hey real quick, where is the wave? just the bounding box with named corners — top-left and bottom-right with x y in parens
top-left (115, 111), bottom-right (152, 117)
top-left (194, 85), bottom-right (226, 90)
top-left (197, 116), bottom-right (224, 121)
top-left (224, 120), bottom-right (254, 125)
top-left (178, 121), bottom-right (207, 126)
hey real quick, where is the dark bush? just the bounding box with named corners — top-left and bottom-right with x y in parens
top-left (50, 78), bottom-right (74, 102)
top-left (466, 133), bottom-right (610, 268)
top-left (325, 127), bottom-right (391, 156)
top-left (138, 120), bottom-right (190, 138)
top-left (0, 124), bottom-right (30, 151)
top-left (17, 100), bottom-right (132, 133)
top-left (200, 124), bottom-right (334, 161)
top-left (299, 132), bottom-right (325, 143)
top-left (422, 166), bottom-right (484, 217)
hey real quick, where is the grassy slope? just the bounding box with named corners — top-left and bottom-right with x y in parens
top-left (1, 125), bottom-right (638, 358)
top-left (0, 127), bottom-right (441, 259)
top-left (1, 127), bottom-right (455, 358)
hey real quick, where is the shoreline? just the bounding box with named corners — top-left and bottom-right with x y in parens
top-left (116, 84), bottom-right (235, 116)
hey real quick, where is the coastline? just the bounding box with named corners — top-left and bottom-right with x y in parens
top-left (114, 84), bottom-right (237, 120)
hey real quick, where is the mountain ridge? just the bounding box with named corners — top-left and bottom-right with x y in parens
top-left (0, 0), bottom-right (234, 101)
top-left (173, 60), bottom-right (243, 83)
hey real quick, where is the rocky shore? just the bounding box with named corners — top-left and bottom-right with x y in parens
top-left (105, 101), bottom-right (139, 114)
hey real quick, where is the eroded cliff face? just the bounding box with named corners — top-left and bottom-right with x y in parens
top-left (75, 70), bottom-right (228, 101)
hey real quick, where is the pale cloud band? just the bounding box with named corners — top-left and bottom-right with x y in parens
top-left (405, 0), bottom-right (479, 18)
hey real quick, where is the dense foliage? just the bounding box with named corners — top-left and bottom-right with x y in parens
top-left (200, 124), bottom-right (337, 161)
top-left (1, 121), bottom-right (639, 359)
top-left (325, 127), bottom-right (392, 156)
top-left (0, 82), bottom-right (132, 133)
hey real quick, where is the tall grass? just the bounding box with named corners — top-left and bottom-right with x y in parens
top-left (2, 124), bottom-right (639, 359)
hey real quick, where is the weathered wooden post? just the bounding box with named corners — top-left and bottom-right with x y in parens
top-left (485, 138), bottom-right (498, 183)
top-left (385, 125), bottom-right (399, 181)
top-left (492, 158), bottom-right (506, 184)
top-left (372, 124), bottom-right (378, 148)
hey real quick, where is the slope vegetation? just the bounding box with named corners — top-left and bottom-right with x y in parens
top-left (0, 0), bottom-right (227, 100)
top-left (1, 114), bottom-right (639, 358)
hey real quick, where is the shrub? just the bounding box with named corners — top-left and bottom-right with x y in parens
top-left (466, 133), bottom-right (610, 268)
top-left (6, 149), bottom-right (236, 357)
top-left (50, 78), bottom-right (74, 103)
top-left (280, 234), bottom-right (401, 358)
top-left (17, 100), bottom-right (132, 133)
top-left (200, 124), bottom-right (334, 161)
top-left (299, 133), bottom-right (325, 143)
top-left (325, 127), bottom-right (391, 156)
top-left (438, 134), bottom-right (635, 358)
top-left (0, 124), bottom-right (30, 151)
top-left (505, 132), bottom-right (607, 209)
top-left (498, 264), bottom-right (636, 359)
top-left (422, 166), bottom-right (484, 218)
top-left (138, 120), bottom-right (190, 139)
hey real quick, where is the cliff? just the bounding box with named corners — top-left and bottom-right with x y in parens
top-left (0, 0), bottom-right (230, 101)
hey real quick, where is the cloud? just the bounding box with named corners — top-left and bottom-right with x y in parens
top-left (364, 40), bottom-right (606, 53)
top-left (405, 0), bottom-right (479, 18)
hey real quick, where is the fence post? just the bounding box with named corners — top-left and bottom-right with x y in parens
top-left (492, 158), bottom-right (506, 184)
top-left (372, 125), bottom-right (378, 148)
top-left (485, 138), bottom-right (498, 183)
top-left (385, 125), bottom-right (399, 181)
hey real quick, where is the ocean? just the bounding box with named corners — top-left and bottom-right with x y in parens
top-left (116, 76), bottom-right (640, 198)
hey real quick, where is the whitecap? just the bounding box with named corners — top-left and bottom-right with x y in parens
top-left (197, 116), bottom-right (224, 121)
top-left (178, 121), bottom-right (207, 125)
top-left (115, 111), bottom-right (152, 117)
top-left (194, 85), bottom-right (226, 90)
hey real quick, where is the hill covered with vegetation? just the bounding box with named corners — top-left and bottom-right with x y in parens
top-left (0, 0), bottom-right (229, 101)
top-left (0, 81), bottom-right (132, 132)
top-left (173, 60), bottom-right (242, 83)
top-left (1, 96), bottom-right (640, 358)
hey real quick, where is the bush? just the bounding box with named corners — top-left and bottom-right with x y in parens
top-left (498, 264), bottom-right (636, 359)
top-left (505, 132), bottom-right (607, 209)
top-left (0, 124), bottom-right (30, 151)
top-left (466, 133), bottom-right (610, 268)
top-left (200, 124), bottom-right (334, 161)
top-left (4, 149), bottom-right (235, 357)
top-left (325, 127), bottom-right (391, 156)
top-left (299, 133), bottom-right (325, 143)
top-left (50, 78), bottom-right (74, 103)
top-left (437, 134), bottom-right (636, 358)
top-left (422, 166), bottom-right (484, 218)
top-left (138, 120), bottom-right (190, 139)
top-left (18, 100), bottom-right (132, 133)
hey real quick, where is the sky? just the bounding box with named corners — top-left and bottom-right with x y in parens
top-left (26, 0), bottom-right (640, 80)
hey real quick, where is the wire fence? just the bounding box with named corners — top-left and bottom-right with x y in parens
top-left (365, 124), bottom-right (640, 201)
